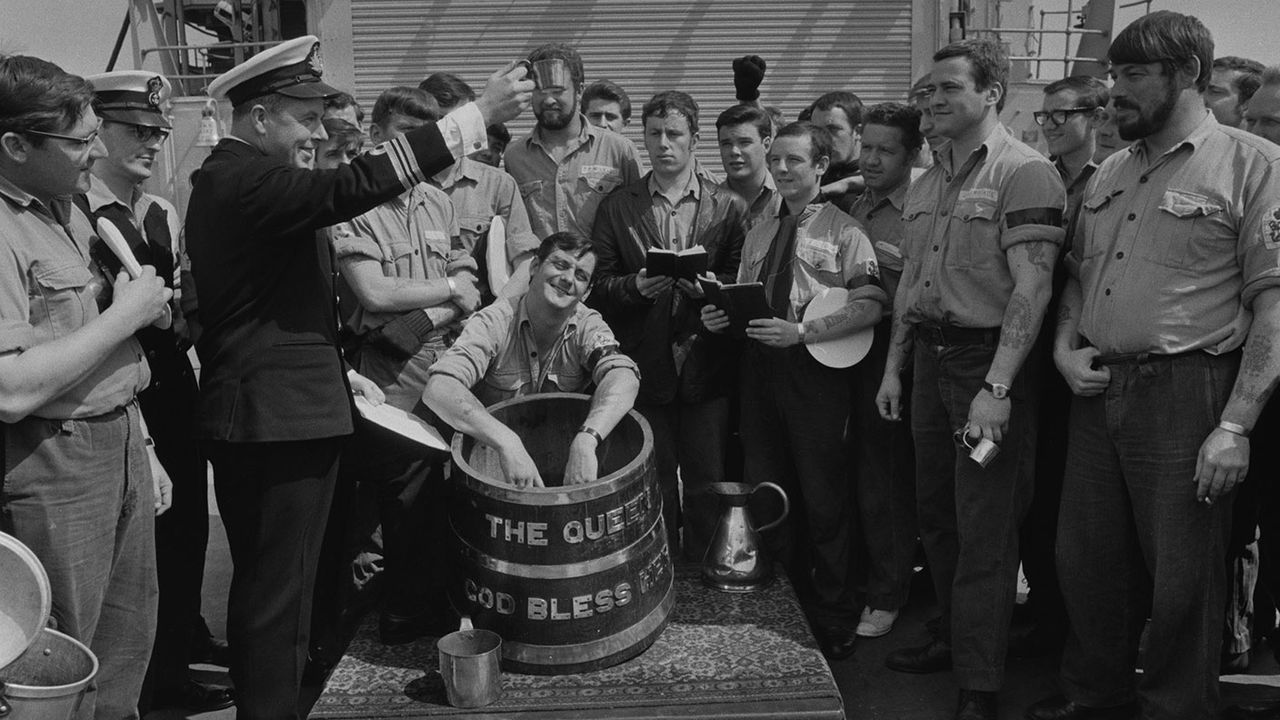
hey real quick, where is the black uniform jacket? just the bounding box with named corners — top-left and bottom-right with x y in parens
top-left (186, 130), bottom-right (453, 442)
top-left (589, 175), bottom-right (746, 406)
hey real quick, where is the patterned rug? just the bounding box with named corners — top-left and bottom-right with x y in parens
top-left (310, 565), bottom-right (843, 718)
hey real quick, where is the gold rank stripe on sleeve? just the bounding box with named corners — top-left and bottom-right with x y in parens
top-left (385, 135), bottom-right (427, 191)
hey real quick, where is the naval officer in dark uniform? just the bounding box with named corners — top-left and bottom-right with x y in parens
top-left (185, 35), bottom-right (531, 720)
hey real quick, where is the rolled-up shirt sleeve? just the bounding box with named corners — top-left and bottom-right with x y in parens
top-left (1001, 162), bottom-right (1067, 250)
top-left (840, 223), bottom-right (890, 307)
top-left (330, 220), bottom-right (381, 262)
top-left (1240, 160), bottom-right (1280, 308)
top-left (428, 304), bottom-right (507, 389)
top-left (577, 309), bottom-right (639, 385)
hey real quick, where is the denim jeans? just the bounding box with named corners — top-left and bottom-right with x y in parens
top-left (911, 337), bottom-right (1035, 691)
top-left (2, 403), bottom-right (158, 720)
top-left (1057, 351), bottom-right (1237, 720)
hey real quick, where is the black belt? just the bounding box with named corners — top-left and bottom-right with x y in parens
top-left (914, 323), bottom-right (1001, 347)
top-left (1092, 347), bottom-right (1208, 366)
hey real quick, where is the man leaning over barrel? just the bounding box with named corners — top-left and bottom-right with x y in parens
top-left (424, 231), bottom-right (640, 488)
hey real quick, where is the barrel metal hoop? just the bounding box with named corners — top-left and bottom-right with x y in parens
top-left (453, 451), bottom-right (655, 506)
top-left (450, 392), bottom-right (656, 505)
top-left (459, 517), bottom-right (666, 579)
top-left (501, 577), bottom-right (675, 665)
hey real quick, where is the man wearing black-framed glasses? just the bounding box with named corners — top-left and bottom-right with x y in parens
top-left (1012, 74), bottom-right (1110, 666)
top-left (81, 70), bottom-right (235, 716)
top-left (0, 56), bottom-right (173, 720)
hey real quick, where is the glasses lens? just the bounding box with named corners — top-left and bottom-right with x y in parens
top-left (1033, 112), bottom-right (1048, 127)
top-left (132, 126), bottom-right (169, 142)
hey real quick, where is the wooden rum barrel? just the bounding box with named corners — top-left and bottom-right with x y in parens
top-left (449, 393), bottom-right (675, 675)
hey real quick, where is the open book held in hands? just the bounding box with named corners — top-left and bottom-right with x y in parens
top-left (698, 276), bottom-right (775, 337)
top-left (646, 245), bottom-right (707, 282)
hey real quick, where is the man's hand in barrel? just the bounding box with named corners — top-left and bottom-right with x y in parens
top-left (499, 439), bottom-right (544, 488)
top-left (564, 431), bottom-right (600, 486)
top-left (476, 61), bottom-right (535, 127)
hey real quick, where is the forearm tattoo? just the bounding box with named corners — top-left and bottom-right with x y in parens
top-left (1056, 301), bottom-right (1074, 329)
top-left (999, 292), bottom-right (1036, 351)
top-left (1235, 330), bottom-right (1279, 407)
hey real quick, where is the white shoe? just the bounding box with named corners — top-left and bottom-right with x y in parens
top-left (855, 607), bottom-right (898, 638)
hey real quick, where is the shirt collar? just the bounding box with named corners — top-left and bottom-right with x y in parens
top-left (433, 156), bottom-right (482, 189)
top-left (862, 176), bottom-right (910, 211)
top-left (932, 123), bottom-right (1008, 174)
top-left (776, 200), bottom-right (825, 223)
top-left (0, 172), bottom-right (74, 221)
top-left (529, 114), bottom-right (595, 153)
top-left (647, 169), bottom-right (701, 203)
top-left (721, 172), bottom-right (775, 203)
top-left (0, 172), bottom-right (40, 210)
top-left (85, 174), bottom-right (138, 215)
top-left (1131, 109), bottom-right (1218, 161)
top-left (515, 292), bottom-right (581, 335)
top-left (1052, 156), bottom-right (1098, 188)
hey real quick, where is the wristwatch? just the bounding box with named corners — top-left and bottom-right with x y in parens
top-left (982, 381), bottom-right (1010, 400)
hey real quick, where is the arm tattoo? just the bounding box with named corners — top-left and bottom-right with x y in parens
top-left (821, 304), bottom-right (857, 332)
top-left (818, 298), bottom-right (878, 333)
top-left (999, 292), bottom-right (1036, 351)
top-left (1056, 301), bottom-right (1074, 329)
top-left (1023, 241), bottom-right (1054, 275)
top-left (1235, 331), bottom-right (1277, 407)
top-left (891, 308), bottom-right (912, 351)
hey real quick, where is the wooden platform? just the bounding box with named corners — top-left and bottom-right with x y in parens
top-left (309, 565), bottom-right (844, 719)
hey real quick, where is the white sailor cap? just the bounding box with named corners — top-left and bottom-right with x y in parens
top-left (206, 35), bottom-right (340, 107)
top-left (85, 71), bottom-right (172, 128)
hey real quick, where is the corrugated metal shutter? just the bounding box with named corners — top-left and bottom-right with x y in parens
top-left (347, 0), bottom-right (914, 171)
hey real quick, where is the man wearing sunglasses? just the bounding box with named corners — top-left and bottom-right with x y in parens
top-left (79, 70), bottom-right (234, 715)
top-left (0, 57), bottom-right (173, 720)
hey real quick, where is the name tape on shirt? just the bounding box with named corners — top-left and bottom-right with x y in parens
top-left (959, 188), bottom-right (999, 204)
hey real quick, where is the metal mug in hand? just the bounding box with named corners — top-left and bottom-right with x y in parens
top-left (437, 618), bottom-right (503, 708)
top-left (955, 426), bottom-right (1000, 468)
top-left (528, 58), bottom-right (571, 91)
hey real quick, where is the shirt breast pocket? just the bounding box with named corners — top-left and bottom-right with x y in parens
top-left (458, 214), bottom-right (492, 254)
top-left (795, 237), bottom-right (842, 285)
top-left (548, 367), bottom-right (587, 392)
top-left (580, 169), bottom-right (622, 196)
top-left (953, 199), bottom-right (1001, 268)
top-left (30, 262), bottom-right (94, 338)
top-left (1140, 189), bottom-right (1231, 270)
top-left (384, 239), bottom-right (417, 277)
top-left (900, 200), bottom-right (934, 263)
top-left (1077, 193), bottom-right (1114, 260)
top-left (479, 367), bottom-right (525, 400)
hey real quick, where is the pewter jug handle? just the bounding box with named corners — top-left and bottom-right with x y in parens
top-left (751, 481), bottom-right (790, 532)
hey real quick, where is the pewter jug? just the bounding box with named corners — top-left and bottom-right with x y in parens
top-left (701, 481), bottom-right (789, 592)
